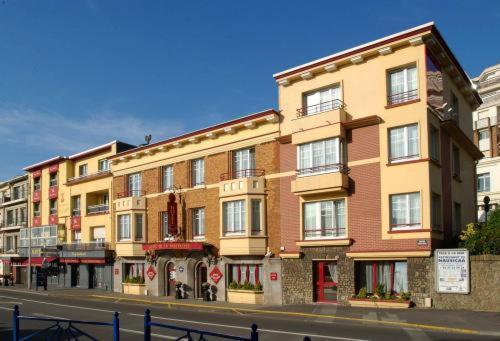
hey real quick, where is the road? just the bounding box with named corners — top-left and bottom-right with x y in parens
top-left (0, 289), bottom-right (497, 341)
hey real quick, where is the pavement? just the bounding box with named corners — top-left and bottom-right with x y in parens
top-left (0, 285), bottom-right (499, 340)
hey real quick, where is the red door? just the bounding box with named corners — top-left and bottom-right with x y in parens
top-left (314, 261), bottom-right (338, 302)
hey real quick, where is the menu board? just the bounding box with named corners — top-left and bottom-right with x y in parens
top-left (435, 249), bottom-right (470, 294)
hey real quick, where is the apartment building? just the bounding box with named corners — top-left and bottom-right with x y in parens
top-left (20, 141), bottom-right (134, 290)
top-left (110, 110), bottom-right (283, 304)
top-left (0, 174), bottom-right (28, 283)
top-left (472, 64), bottom-right (500, 220)
top-left (273, 22), bottom-right (482, 305)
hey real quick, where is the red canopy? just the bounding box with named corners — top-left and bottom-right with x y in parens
top-left (20, 257), bottom-right (57, 266)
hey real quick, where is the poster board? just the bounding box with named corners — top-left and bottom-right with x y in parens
top-left (435, 249), bottom-right (470, 294)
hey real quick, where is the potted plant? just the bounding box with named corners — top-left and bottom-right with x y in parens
top-left (122, 276), bottom-right (146, 295)
top-left (175, 281), bottom-right (185, 299)
top-left (201, 282), bottom-right (211, 301)
top-left (349, 287), bottom-right (411, 308)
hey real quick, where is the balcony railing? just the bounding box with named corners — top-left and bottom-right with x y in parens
top-left (296, 163), bottom-right (349, 176)
top-left (296, 99), bottom-right (345, 118)
top-left (304, 227), bottom-right (346, 239)
top-left (88, 204), bottom-right (109, 215)
top-left (117, 190), bottom-right (146, 198)
top-left (67, 170), bottom-right (110, 184)
top-left (387, 89), bottom-right (419, 106)
top-left (63, 242), bottom-right (110, 251)
top-left (220, 169), bottom-right (265, 181)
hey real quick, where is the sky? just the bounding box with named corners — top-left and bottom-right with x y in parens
top-left (0, 0), bottom-right (499, 180)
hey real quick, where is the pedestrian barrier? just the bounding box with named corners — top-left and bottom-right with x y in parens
top-left (12, 305), bottom-right (120, 341)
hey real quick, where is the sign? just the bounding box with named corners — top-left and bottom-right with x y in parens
top-left (49, 186), bottom-right (58, 199)
top-left (178, 266), bottom-right (184, 273)
top-left (32, 216), bottom-right (41, 227)
top-left (114, 268), bottom-right (119, 275)
top-left (32, 190), bottom-right (41, 203)
top-left (32, 169), bottom-right (42, 178)
top-left (49, 215), bottom-right (58, 225)
top-left (142, 242), bottom-right (203, 251)
top-left (417, 239), bottom-right (428, 246)
top-left (270, 272), bottom-right (278, 281)
top-left (209, 266), bottom-right (223, 284)
top-left (48, 163), bottom-right (59, 173)
top-left (71, 216), bottom-right (81, 230)
top-left (435, 249), bottom-right (470, 294)
top-left (167, 193), bottom-right (178, 235)
top-left (146, 266), bottom-right (157, 281)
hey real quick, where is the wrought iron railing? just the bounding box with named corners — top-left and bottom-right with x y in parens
top-left (63, 242), bottom-right (110, 251)
top-left (296, 163), bottom-right (349, 176)
top-left (220, 169), bottom-right (265, 181)
top-left (387, 89), bottom-right (418, 105)
top-left (304, 228), bottom-right (346, 239)
top-left (87, 204), bottom-right (109, 215)
top-left (12, 305), bottom-right (119, 341)
top-left (296, 99), bottom-right (345, 117)
top-left (116, 189), bottom-right (146, 198)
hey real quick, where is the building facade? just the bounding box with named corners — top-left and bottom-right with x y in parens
top-left (20, 141), bottom-right (134, 290)
top-left (472, 64), bottom-right (500, 220)
top-left (0, 174), bottom-right (29, 283)
top-left (273, 22), bottom-right (482, 305)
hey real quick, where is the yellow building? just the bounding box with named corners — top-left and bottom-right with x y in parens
top-left (21, 141), bottom-right (134, 290)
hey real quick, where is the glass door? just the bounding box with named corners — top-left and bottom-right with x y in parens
top-left (314, 261), bottom-right (338, 302)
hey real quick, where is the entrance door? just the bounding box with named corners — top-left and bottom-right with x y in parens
top-left (314, 261), bottom-right (338, 302)
top-left (195, 263), bottom-right (207, 298)
top-left (166, 263), bottom-right (176, 296)
top-left (93, 265), bottom-right (105, 289)
top-left (71, 265), bottom-right (80, 287)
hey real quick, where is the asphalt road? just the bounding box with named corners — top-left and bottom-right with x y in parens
top-left (0, 290), bottom-right (497, 341)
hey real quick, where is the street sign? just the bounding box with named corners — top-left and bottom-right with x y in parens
top-left (209, 266), bottom-right (223, 284)
top-left (270, 272), bottom-right (278, 281)
top-left (146, 266), bottom-right (157, 281)
top-left (435, 249), bottom-right (470, 294)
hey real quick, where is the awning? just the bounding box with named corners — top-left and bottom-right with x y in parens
top-left (60, 258), bottom-right (106, 264)
top-left (20, 257), bottom-right (58, 266)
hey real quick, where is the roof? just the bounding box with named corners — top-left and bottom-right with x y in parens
top-left (68, 140), bottom-right (118, 160)
top-left (110, 109), bottom-right (279, 160)
top-left (23, 156), bottom-right (67, 172)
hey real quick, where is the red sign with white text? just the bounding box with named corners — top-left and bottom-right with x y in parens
top-left (209, 266), bottom-right (223, 284)
top-left (71, 216), bottom-right (81, 230)
top-left (146, 266), bottom-right (157, 281)
top-left (142, 242), bottom-right (203, 251)
top-left (32, 190), bottom-right (41, 203)
top-left (49, 186), bottom-right (58, 199)
top-left (32, 216), bottom-right (41, 227)
top-left (167, 193), bottom-right (178, 235)
top-left (270, 272), bottom-right (278, 281)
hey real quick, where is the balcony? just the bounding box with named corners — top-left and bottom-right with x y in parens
top-left (219, 235), bottom-right (267, 256)
top-left (219, 175), bottom-right (266, 198)
top-left (386, 89), bottom-right (419, 106)
top-left (88, 204), bottom-right (110, 215)
top-left (116, 189), bottom-right (146, 199)
top-left (62, 242), bottom-right (110, 251)
top-left (114, 193), bottom-right (146, 212)
top-left (220, 169), bottom-right (265, 181)
top-left (291, 165), bottom-right (349, 196)
top-left (66, 170), bottom-right (111, 185)
top-left (1, 221), bottom-right (27, 230)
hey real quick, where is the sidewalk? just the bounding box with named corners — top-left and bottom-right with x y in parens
top-left (1, 285), bottom-right (499, 336)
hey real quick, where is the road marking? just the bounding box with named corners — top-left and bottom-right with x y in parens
top-left (127, 313), bottom-right (369, 341)
top-left (120, 328), bottom-right (178, 340)
top-left (33, 313), bottom-right (69, 320)
top-left (0, 306), bottom-right (13, 311)
top-left (93, 295), bottom-right (479, 335)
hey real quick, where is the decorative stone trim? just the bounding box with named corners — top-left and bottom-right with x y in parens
top-left (349, 298), bottom-right (410, 309)
top-left (296, 239), bottom-right (352, 247)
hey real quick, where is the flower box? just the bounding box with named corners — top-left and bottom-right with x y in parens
top-left (227, 289), bottom-right (264, 304)
top-left (122, 283), bottom-right (146, 295)
top-left (349, 298), bottom-right (410, 309)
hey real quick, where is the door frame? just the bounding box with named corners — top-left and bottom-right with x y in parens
top-left (194, 262), bottom-right (207, 299)
top-left (165, 262), bottom-right (176, 296)
top-left (314, 261), bottom-right (338, 303)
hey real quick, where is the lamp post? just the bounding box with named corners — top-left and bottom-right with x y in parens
top-left (483, 196), bottom-right (490, 223)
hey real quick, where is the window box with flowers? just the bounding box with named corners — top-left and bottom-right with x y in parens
top-left (226, 264), bottom-right (264, 304)
top-left (122, 276), bottom-right (146, 295)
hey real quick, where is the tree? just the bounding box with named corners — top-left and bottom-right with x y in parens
top-left (459, 209), bottom-right (500, 255)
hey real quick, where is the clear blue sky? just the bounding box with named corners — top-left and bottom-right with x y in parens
top-left (0, 0), bottom-right (499, 180)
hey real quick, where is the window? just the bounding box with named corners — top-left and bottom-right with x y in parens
top-left (12, 186), bottom-right (23, 200)
top-left (303, 85), bottom-right (341, 115)
top-left (79, 164), bottom-right (88, 177)
top-left (298, 138), bottom-right (341, 175)
top-left (124, 263), bottom-right (145, 281)
top-left (93, 226), bottom-right (106, 245)
top-left (49, 199), bottom-right (57, 215)
top-left (223, 200), bottom-right (246, 235)
top-left (233, 148), bottom-right (256, 178)
top-left (357, 261), bottom-right (408, 293)
top-left (33, 203), bottom-right (40, 217)
top-left (162, 165), bottom-right (174, 191)
top-left (6, 236), bottom-right (14, 252)
top-left (451, 92), bottom-right (459, 116)
top-left (477, 173), bottom-right (490, 192)
top-left (128, 173), bottom-right (142, 196)
top-left (453, 203), bottom-right (462, 236)
top-left (388, 66), bottom-right (417, 104)
top-left (192, 208), bottom-right (205, 238)
top-left (98, 159), bottom-right (110, 172)
top-left (478, 129), bottom-right (490, 153)
top-left (161, 212), bottom-right (171, 240)
top-left (135, 214), bottom-right (143, 241)
top-left (49, 173), bottom-right (58, 187)
top-left (33, 177), bottom-right (41, 191)
top-left (431, 193), bottom-right (442, 230)
top-left (429, 125), bottom-right (440, 161)
top-left (229, 264), bottom-right (263, 286)
top-left (303, 199), bottom-right (345, 239)
top-left (251, 200), bottom-right (262, 234)
top-left (191, 158), bottom-right (205, 186)
top-left (73, 231), bottom-right (82, 244)
top-left (390, 192), bottom-right (420, 229)
top-left (20, 208), bottom-right (26, 223)
top-left (72, 196), bottom-right (81, 216)
top-left (452, 145), bottom-right (460, 178)
top-left (389, 124), bottom-right (419, 162)
top-left (118, 214), bottom-right (131, 241)
top-left (6, 210), bottom-right (14, 225)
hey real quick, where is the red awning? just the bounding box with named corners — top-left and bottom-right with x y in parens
top-left (20, 257), bottom-right (58, 266)
top-left (60, 258), bottom-right (106, 264)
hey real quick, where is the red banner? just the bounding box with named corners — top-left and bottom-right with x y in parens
top-left (49, 186), bottom-right (58, 199)
top-left (49, 215), bottom-right (58, 225)
top-left (167, 193), bottom-right (178, 235)
top-left (33, 216), bottom-right (41, 227)
top-left (71, 216), bottom-right (81, 230)
top-left (142, 242), bottom-right (203, 251)
top-left (32, 170), bottom-right (42, 178)
top-left (48, 163), bottom-right (59, 173)
top-left (32, 190), bottom-right (41, 203)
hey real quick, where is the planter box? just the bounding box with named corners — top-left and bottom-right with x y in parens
top-left (122, 283), bottom-right (146, 295)
top-left (227, 289), bottom-right (264, 304)
top-left (349, 298), bottom-right (410, 309)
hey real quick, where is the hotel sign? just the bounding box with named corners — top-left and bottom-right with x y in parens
top-left (142, 242), bottom-right (204, 251)
top-left (435, 249), bottom-right (470, 294)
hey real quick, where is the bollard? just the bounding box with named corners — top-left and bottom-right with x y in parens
top-left (12, 305), bottom-right (19, 341)
top-left (144, 309), bottom-right (151, 341)
top-left (113, 312), bottom-right (120, 341)
top-left (250, 323), bottom-right (259, 341)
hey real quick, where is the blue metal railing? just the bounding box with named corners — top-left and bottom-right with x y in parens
top-left (12, 305), bottom-right (119, 341)
top-left (144, 309), bottom-right (258, 341)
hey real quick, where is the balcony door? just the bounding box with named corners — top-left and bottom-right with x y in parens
top-left (232, 148), bottom-right (255, 178)
top-left (314, 261), bottom-right (338, 302)
top-left (128, 173), bottom-right (142, 196)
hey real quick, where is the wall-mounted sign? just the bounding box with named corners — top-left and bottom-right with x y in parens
top-left (178, 266), bottom-right (184, 273)
top-left (146, 266), bottom-right (157, 281)
top-left (435, 249), bottom-right (469, 294)
top-left (417, 239), bottom-right (428, 246)
top-left (167, 193), bottom-right (178, 235)
top-left (142, 242), bottom-right (203, 251)
top-left (114, 268), bottom-right (119, 275)
top-left (71, 216), bottom-right (81, 230)
top-left (49, 186), bottom-right (58, 199)
top-left (270, 272), bottom-right (278, 281)
top-left (209, 266), bottom-right (223, 284)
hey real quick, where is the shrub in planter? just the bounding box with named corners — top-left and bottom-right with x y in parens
top-left (357, 286), bottom-right (368, 299)
top-left (228, 281), bottom-right (239, 290)
top-left (400, 292), bottom-right (411, 301)
top-left (375, 284), bottom-right (385, 298)
top-left (254, 281), bottom-right (263, 291)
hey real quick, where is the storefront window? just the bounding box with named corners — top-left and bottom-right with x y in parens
top-left (228, 264), bottom-right (262, 286)
top-left (356, 261), bottom-right (408, 293)
top-left (124, 263), bottom-right (145, 281)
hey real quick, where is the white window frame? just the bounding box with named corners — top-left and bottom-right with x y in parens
top-left (297, 138), bottom-right (341, 176)
top-left (251, 199), bottom-right (262, 235)
top-left (303, 85), bottom-right (341, 116)
top-left (223, 200), bottom-right (246, 236)
top-left (49, 173), bottom-right (58, 187)
top-left (49, 199), bottom-right (57, 215)
top-left (162, 165), bottom-right (174, 191)
top-left (388, 65), bottom-right (418, 104)
top-left (191, 158), bottom-right (205, 187)
top-left (92, 226), bottom-right (106, 245)
top-left (118, 214), bottom-right (131, 241)
top-left (135, 214), bottom-right (143, 241)
top-left (303, 199), bottom-right (346, 240)
top-left (192, 208), bottom-right (205, 239)
top-left (98, 159), bottom-right (110, 172)
top-left (390, 192), bottom-right (421, 230)
top-left (161, 211), bottom-right (173, 240)
top-left (128, 173), bottom-right (142, 196)
top-left (233, 148), bottom-right (256, 178)
top-left (477, 173), bottom-right (490, 193)
top-left (79, 164), bottom-right (88, 177)
top-left (389, 124), bottom-right (419, 162)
